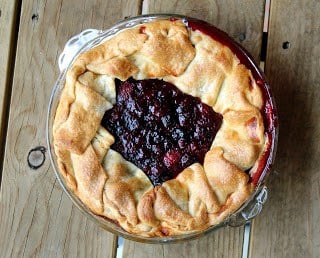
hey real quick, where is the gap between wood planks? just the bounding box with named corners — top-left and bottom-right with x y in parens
top-left (245, 0), bottom-right (270, 257)
top-left (0, 0), bottom-right (22, 186)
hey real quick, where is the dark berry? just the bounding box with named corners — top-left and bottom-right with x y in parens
top-left (101, 78), bottom-right (222, 186)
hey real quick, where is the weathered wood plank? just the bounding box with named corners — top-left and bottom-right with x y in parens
top-left (123, 226), bottom-right (245, 258)
top-left (0, 0), bottom-right (19, 177)
top-left (122, 1), bottom-right (265, 257)
top-left (249, 1), bottom-right (320, 258)
top-left (0, 0), bottom-right (141, 257)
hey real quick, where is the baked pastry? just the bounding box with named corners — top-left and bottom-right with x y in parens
top-left (53, 17), bottom-right (275, 237)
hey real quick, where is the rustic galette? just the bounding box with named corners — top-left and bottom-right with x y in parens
top-left (53, 18), bottom-right (272, 237)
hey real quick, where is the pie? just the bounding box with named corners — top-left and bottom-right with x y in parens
top-left (52, 17), bottom-right (275, 237)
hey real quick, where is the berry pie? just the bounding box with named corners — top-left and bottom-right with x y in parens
top-left (53, 17), bottom-right (275, 237)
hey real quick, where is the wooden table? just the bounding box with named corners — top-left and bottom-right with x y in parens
top-left (0, 0), bottom-right (319, 257)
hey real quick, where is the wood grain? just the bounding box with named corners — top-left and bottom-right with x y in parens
top-left (0, 0), bottom-right (19, 177)
top-left (122, 226), bottom-right (245, 258)
top-left (249, 1), bottom-right (320, 257)
top-left (122, 1), bottom-right (265, 257)
top-left (0, 0), bottom-right (141, 257)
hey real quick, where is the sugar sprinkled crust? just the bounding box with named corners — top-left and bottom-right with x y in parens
top-left (53, 19), bottom-right (266, 237)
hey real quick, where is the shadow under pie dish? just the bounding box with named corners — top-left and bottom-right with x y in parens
top-left (47, 14), bottom-right (278, 241)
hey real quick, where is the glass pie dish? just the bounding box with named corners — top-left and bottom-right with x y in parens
top-left (47, 14), bottom-right (278, 243)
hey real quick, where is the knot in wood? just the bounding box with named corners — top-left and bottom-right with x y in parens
top-left (31, 13), bottom-right (39, 21)
top-left (27, 146), bottom-right (46, 170)
top-left (238, 33), bottom-right (246, 42)
top-left (282, 41), bottom-right (291, 49)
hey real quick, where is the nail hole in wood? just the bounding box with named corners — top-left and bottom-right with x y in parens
top-left (31, 13), bottom-right (39, 21)
top-left (27, 146), bottom-right (46, 170)
top-left (282, 41), bottom-right (291, 49)
top-left (239, 33), bottom-right (246, 42)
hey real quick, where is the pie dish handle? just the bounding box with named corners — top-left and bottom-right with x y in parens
top-left (227, 185), bottom-right (268, 227)
top-left (58, 29), bottom-right (103, 72)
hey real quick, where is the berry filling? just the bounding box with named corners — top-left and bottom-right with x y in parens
top-left (101, 78), bottom-right (223, 185)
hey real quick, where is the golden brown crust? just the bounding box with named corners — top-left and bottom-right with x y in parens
top-left (53, 19), bottom-right (267, 237)
top-left (54, 81), bottom-right (111, 154)
top-left (71, 145), bottom-right (107, 213)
